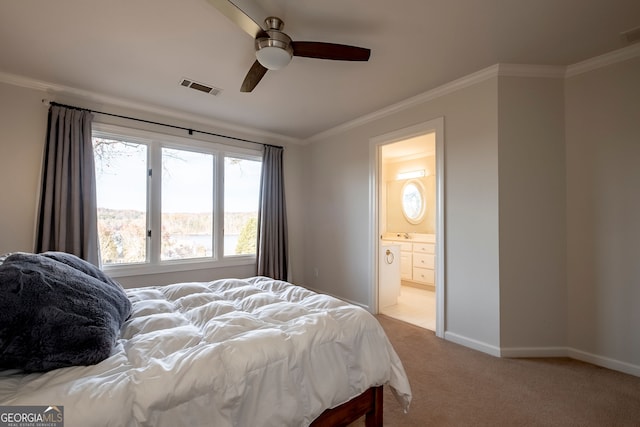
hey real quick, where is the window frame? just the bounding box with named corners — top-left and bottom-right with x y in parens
top-left (93, 123), bottom-right (262, 277)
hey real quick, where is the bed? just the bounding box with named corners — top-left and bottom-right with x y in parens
top-left (0, 252), bottom-right (411, 426)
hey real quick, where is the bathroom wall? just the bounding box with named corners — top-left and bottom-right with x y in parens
top-left (385, 156), bottom-right (436, 234)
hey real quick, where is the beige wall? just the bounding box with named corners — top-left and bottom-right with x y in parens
top-left (302, 55), bottom-right (640, 372)
top-left (0, 83), bottom-right (47, 253)
top-left (303, 78), bottom-right (503, 349)
top-left (565, 56), bottom-right (640, 370)
top-left (0, 82), bottom-right (306, 287)
top-left (497, 76), bottom-right (567, 350)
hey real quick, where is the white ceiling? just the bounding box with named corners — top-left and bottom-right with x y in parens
top-left (1, 0), bottom-right (639, 140)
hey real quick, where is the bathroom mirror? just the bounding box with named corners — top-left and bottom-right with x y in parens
top-left (401, 179), bottom-right (426, 224)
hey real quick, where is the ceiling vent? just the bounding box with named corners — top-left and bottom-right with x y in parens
top-left (180, 78), bottom-right (222, 96)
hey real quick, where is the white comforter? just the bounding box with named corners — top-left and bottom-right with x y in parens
top-left (0, 277), bottom-right (411, 427)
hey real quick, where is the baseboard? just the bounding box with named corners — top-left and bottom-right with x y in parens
top-left (500, 346), bottom-right (568, 358)
top-left (567, 348), bottom-right (640, 378)
top-left (444, 331), bottom-right (502, 357)
top-left (444, 336), bottom-right (640, 378)
top-left (501, 346), bottom-right (640, 377)
top-left (303, 285), bottom-right (370, 312)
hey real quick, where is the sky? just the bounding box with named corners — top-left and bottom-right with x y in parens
top-left (94, 140), bottom-right (261, 213)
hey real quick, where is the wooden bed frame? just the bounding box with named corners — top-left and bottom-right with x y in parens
top-left (311, 386), bottom-right (383, 427)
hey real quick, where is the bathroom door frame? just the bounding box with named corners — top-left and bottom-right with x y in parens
top-left (369, 117), bottom-right (445, 338)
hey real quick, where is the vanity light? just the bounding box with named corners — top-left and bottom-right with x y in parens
top-left (396, 169), bottom-right (425, 180)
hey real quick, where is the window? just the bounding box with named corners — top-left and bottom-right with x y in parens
top-left (401, 179), bottom-right (426, 224)
top-left (224, 156), bottom-right (261, 256)
top-left (93, 137), bottom-right (148, 264)
top-left (93, 124), bottom-right (262, 275)
top-left (160, 148), bottom-right (214, 261)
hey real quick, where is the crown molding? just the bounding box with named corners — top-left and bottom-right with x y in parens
top-left (304, 63), bottom-right (568, 144)
top-left (304, 64), bottom-right (500, 144)
top-left (0, 70), bottom-right (302, 146)
top-left (0, 71), bottom-right (55, 92)
top-left (565, 43), bottom-right (640, 77)
top-left (497, 63), bottom-right (566, 78)
top-left (305, 44), bottom-right (639, 144)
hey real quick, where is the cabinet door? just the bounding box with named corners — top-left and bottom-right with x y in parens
top-left (400, 252), bottom-right (412, 280)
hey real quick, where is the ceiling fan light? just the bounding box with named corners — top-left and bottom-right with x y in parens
top-left (256, 45), bottom-right (292, 70)
top-left (255, 31), bottom-right (293, 70)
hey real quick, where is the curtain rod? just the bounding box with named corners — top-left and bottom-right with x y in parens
top-left (43, 100), bottom-right (281, 149)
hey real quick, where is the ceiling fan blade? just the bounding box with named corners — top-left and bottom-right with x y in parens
top-left (240, 60), bottom-right (268, 92)
top-left (291, 41), bottom-right (371, 61)
top-left (205, 0), bottom-right (266, 38)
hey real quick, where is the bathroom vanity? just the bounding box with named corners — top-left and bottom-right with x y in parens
top-left (382, 234), bottom-right (435, 288)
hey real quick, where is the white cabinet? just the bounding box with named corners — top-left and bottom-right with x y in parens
top-left (412, 266), bottom-right (434, 284)
top-left (413, 242), bottom-right (435, 254)
top-left (379, 245), bottom-right (401, 309)
top-left (412, 243), bottom-right (435, 285)
top-left (394, 241), bottom-right (413, 281)
top-left (399, 252), bottom-right (412, 280)
top-left (389, 241), bottom-right (435, 285)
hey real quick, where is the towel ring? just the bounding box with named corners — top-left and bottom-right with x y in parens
top-left (385, 249), bottom-right (394, 264)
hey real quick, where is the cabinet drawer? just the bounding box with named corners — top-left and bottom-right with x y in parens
top-left (413, 243), bottom-right (435, 254)
top-left (413, 253), bottom-right (435, 269)
top-left (412, 267), bottom-right (435, 284)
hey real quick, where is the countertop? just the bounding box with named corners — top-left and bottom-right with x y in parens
top-left (381, 233), bottom-right (435, 243)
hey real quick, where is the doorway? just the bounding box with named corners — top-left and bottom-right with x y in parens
top-left (370, 118), bottom-right (444, 337)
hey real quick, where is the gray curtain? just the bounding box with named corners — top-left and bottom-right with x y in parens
top-left (36, 105), bottom-right (99, 265)
top-left (257, 145), bottom-right (288, 280)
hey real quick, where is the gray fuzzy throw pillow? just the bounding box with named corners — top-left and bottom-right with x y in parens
top-left (0, 252), bottom-right (132, 372)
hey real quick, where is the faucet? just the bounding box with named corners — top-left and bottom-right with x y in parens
top-left (403, 232), bottom-right (410, 239)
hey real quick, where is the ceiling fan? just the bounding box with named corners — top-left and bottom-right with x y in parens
top-left (206, 0), bottom-right (371, 92)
